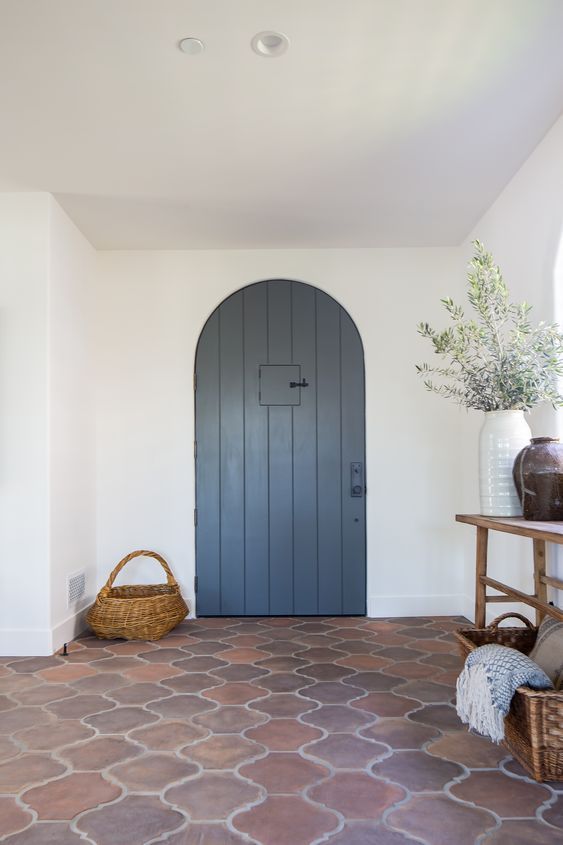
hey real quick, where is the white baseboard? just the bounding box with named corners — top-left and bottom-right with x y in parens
top-left (367, 594), bottom-right (468, 619)
top-left (0, 606), bottom-right (89, 657)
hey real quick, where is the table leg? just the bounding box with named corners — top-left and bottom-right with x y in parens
top-left (475, 526), bottom-right (488, 627)
top-left (533, 539), bottom-right (547, 625)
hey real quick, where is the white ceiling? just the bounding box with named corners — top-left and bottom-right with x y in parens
top-left (1, 0), bottom-right (563, 249)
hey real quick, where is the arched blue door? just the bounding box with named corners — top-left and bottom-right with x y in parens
top-left (195, 279), bottom-right (366, 616)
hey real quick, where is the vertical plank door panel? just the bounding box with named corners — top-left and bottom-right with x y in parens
top-left (316, 293), bottom-right (343, 614)
top-left (195, 311), bottom-right (221, 614)
top-left (243, 285), bottom-right (270, 614)
top-left (219, 293), bottom-right (245, 614)
top-left (267, 281), bottom-right (294, 614)
top-left (292, 282), bottom-right (319, 614)
top-left (341, 311), bottom-right (366, 614)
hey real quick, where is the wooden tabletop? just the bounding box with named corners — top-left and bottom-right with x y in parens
top-left (456, 514), bottom-right (563, 543)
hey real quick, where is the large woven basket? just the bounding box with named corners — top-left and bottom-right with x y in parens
top-left (455, 612), bottom-right (563, 782)
top-left (86, 550), bottom-right (188, 640)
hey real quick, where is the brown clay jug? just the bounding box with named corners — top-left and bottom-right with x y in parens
top-left (513, 437), bottom-right (563, 521)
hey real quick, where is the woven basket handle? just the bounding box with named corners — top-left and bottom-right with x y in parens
top-left (488, 612), bottom-right (535, 630)
top-left (100, 550), bottom-right (177, 598)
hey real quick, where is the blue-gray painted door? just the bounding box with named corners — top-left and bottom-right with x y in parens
top-left (195, 280), bottom-right (366, 616)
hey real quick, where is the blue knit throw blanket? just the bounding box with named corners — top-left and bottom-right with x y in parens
top-left (456, 644), bottom-right (553, 742)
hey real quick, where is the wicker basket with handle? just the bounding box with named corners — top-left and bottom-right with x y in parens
top-left (86, 550), bottom-right (189, 640)
top-left (455, 612), bottom-right (563, 782)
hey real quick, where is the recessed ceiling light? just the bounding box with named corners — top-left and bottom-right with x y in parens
top-left (179, 37), bottom-right (205, 56)
top-left (251, 31), bottom-right (289, 58)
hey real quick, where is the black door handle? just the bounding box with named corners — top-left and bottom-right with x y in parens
top-left (289, 379), bottom-right (309, 388)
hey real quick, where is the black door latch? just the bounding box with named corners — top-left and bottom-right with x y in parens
top-left (289, 379), bottom-right (309, 388)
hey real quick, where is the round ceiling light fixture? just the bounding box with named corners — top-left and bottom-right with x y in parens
top-left (179, 37), bottom-right (205, 55)
top-left (251, 31), bottom-right (289, 57)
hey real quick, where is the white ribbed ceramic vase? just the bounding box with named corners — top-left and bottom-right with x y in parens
top-left (479, 410), bottom-right (531, 516)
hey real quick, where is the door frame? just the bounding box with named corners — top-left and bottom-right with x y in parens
top-left (193, 277), bottom-right (367, 617)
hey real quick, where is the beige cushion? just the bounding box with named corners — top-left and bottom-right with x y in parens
top-left (529, 616), bottom-right (563, 690)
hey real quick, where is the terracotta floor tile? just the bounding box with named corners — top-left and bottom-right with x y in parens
top-left (372, 749), bottom-right (464, 791)
top-left (256, 655), bottom-right (310, 672)
top-left (225, 634), bottom-right (269, 647)
top-left (302, 680), bottom-right (364, 704)
top-left (409, 704), bottom-right (464, 731)
top-left (353, 691), bottom-right (421, 717)
top-left (397, 679), bottom-right (455, 703)
top-left (166, 823), bottom-right (249, 844)
top-left (107, 681), bottom-right (172, 704)
top-left (261, 640), bottom-right (301, 656)
top-left (85, 705), bottom-right (159, 733)
top-left (326, 822), bottom-right (417, 845)
top-left (309, 772), bottom-right (405, 819)
top-left (0, 797), bottom-right (32, 837)
top-left (483, 819), bottom-right (563, 844)
top-left (46, 693), bottom-right (116, 719)
top-left (246, 718), bottom-right (322, 751)
top-left (124, 662), bottom-right (184, 682)
top-left (0, 737), bottom-right (20, 762)
top-left (211, 663), bottom-right (269, 682)
top-left (70, 672), bottom-right (129, 692)
top-left (59, 735), bottom-right (143, 769)
top-left (258, 672), bottom-right (314, 693)
top-left (162, 672), bottom-right (223, 693)
top-left (13, 683), bottom-right (76, 705)
top-left (541, 794), bottom-right (563, 828)
top-left (335, 654), bottom-right (391, 671)
top-left (36, 663), bottom-right (98, 683)
top-left (305, 733), bottom-right (387, 768)
top-left (384, 661), bottom-right (437, 679)
top-left (450, 770), bottom-right (552, 817)
top-left (427, 731), bottom-right (508, 768)
top-left (78, 794), bottom-right (184, 845)
top-left (166, 772), bottom-right (261, 820)
top-left (130, 719), bottom-right (208, 750)
top-left (16, 720), bottom-right (94, 750)
top-left (194, 705), bottom-right (267, 734)
top-left (343, 671), bottom-right (402, 692)
top-left (203, 682), bottom-right (268, 705)
top-left (249, 693), bottom-right (317, 718)
top-left (2, 823), bottom-right (86, 844)
top-left (361, 718), bottom-right (439, 749)
top-left (240, 752), bottom-right (329, 792)
top-left (296, 663), bottom-right (356, 681)
top-left (302, 704), bottom-right (374, 732)
top-left (147, 693), bottom-right (217, 719)
top-left (183, 641), bottom-right (232, 656)
top-left (22, 771), bottom-right (121, 819)
top-left (0, 707), bottom-right (54, 734)
top-left (110, 751), bottom-right (198, 790)
top-left (387, 794), bottom-right (497, 845)
top-left (233, 794), bottom-right (338, 845)
top-left (182, 734), bottom-right (264, 769)
top-left (1, 614), bottom-right (544, 845)
top-left (171, 656), bottom-right (228, 672)
top-left (0, 754), bottom-right (66, 793)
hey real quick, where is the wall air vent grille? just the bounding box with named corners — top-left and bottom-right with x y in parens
top-left (67, 570), bottom-right (86, 608)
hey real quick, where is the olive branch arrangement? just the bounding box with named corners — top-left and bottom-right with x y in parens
top-left (416, 241), bottom-right (563, 411)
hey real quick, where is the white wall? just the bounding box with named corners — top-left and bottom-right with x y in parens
top-left (0, 194), bottom-right (96, 655)
top-left (48, 197), bottom-right (97, 649)
top-left (94, 247), bottom-right (469, 618)
top-left (459, 115), bottom-right (563, 620)
top-left (0, 194), bottom-right (50, 653)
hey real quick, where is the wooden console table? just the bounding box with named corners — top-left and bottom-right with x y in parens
top-left (456, 514), bottom-right (563, 627)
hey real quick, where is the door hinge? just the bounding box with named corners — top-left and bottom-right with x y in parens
top-left (194, 575), bottom-right (199, 593)
top-left (194, 508), bottom-right (198, 526)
